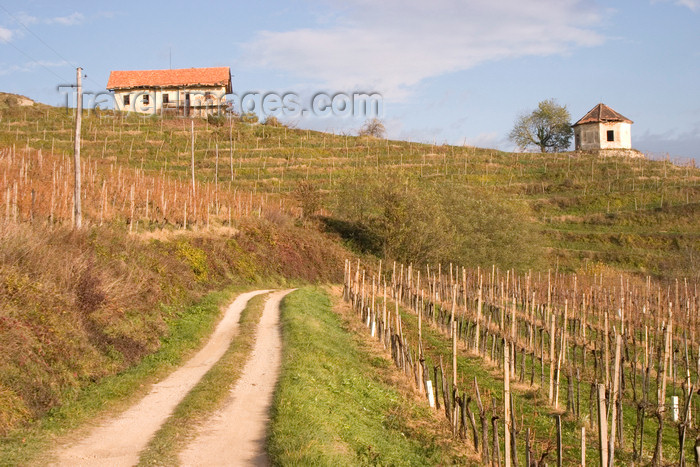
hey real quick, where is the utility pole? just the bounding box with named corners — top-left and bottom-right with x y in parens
top-left (73, 67), bottom-right (82, 229)
top-left (191, 120), bottom-right (196, 198)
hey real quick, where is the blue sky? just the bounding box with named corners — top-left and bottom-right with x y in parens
top-left (1, 0), bottom-right (698, 160)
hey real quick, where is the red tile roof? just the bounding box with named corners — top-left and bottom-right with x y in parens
top-left (107, 67), bottom-right (231, 92)
top-left (574, 103), bottom-right (633, 126)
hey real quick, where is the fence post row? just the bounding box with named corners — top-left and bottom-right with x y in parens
top-left (342, 259), bottom-right (700, 465)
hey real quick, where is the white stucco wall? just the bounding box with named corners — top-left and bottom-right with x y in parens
top-left (112, 86), bottom-right (227, 115)
top-left (575, 121), bottom-right (631, 150)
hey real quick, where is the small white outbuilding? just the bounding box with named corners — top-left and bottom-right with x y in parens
top-left (573, 103), bottom-right (633, 151)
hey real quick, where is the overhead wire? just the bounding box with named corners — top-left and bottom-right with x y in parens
top-left (0, 3), bottom-right (106, 90)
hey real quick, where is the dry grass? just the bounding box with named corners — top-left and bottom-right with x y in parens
top-left (0, 215), bottom-right (347, 439)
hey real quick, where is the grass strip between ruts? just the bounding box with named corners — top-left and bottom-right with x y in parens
top-left (137, 292), bottom-right (269, 466)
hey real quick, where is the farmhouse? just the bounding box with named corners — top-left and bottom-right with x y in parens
top-left (573, 103), bottom-right (633, 151)
top-left (106, 66), bottom-right (232, 117)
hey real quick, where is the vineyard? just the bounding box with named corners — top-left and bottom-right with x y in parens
top-left (344, 259), bottom-right (700, 465)
top-left (2, 93), bottom-right (700, 462)
top-left (1, 94), bottom-right (699, 277)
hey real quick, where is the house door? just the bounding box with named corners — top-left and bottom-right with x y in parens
top-left (185, 93), bottom-right (190, 116)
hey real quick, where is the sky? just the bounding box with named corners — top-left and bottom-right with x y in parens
top-left (0, 0), bottom-right (699, 161)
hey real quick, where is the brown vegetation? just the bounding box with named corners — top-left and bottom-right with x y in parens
top-left (0, 216), bottom-right (345, 436)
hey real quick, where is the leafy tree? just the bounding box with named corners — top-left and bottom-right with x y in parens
top-left (358, 118), bottom-right (386, 138)
top-left (509, 99), bottom-right (573, 153)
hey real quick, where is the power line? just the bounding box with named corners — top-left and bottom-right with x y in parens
top-left (1, 37), bottom-right (69, 82)
top-left (0, 3), bottom-right (103, 90)
top-left (0, 3), bottom-right (77, 69)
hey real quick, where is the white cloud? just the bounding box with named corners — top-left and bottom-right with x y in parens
top-left (0, 60), bottom-right (68, 76)
top-left (242, 0), bottom-right (604, 100)
top-left (46, 12), bottom-right (84, 26)
top-left (678, 0), bottom-right (700, 10)
top-left (11, 11), bottom-right (85, 27)
top-left (635, 123), bottom-right (700, 162)
top-left (15, 12), bottom-right (38, 25)
top-left (0, 26), bottom-right (12, 42)
top-left (465, 131), bottom-right (507, 149)
top-left (652, 0), bottom-right (699, 11)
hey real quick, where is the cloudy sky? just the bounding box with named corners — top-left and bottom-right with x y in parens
top-left (1, 0), bottom-right (698, 160)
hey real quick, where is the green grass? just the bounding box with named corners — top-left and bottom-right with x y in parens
top-left (137, 292), bottom-right (268, 466)
top-left (268, 287), bottom-right (463, 466)
top-left (0, 285), bottom-right (250, 466)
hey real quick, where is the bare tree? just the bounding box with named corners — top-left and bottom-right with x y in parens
top-left (358, 118), bottom-right (386, 138)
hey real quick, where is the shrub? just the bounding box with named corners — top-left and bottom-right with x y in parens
top-left (240, 112), bottom-right (259, 124)
top-left (263, 116), bottom-right (283, 127)
top-left (76, 260), bottom-right (106, 314)
top-left (206, 114), bottom-right (226, 127)
top-left (176, 241), bottom-right (209, 282)
top-left (293, 180), bottom-right (322, 219)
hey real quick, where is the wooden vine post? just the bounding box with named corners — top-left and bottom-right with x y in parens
top-left (475, 285), bottom-right (483, 353)
top-left (475, 376), bottom-right (490, 465)
top-left (337, 259), bottom-right (700, 467)
top-left (504, 340), bottom-right (511, 467)
top-left (452, 320), bottom-right (457, 389)
top-left (598, 383), bottom-right (609, 467)
top-left (608, 332), bottom-right (622, 466)
top-left (555, 414), bottom-right (563, 467)
top-left (549, 314), bottom-right (556, 404)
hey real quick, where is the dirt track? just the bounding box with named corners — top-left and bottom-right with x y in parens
top-left (180, 289), bottom-right (292, 466)
top-left (50, 289), bottom-right (272, 467)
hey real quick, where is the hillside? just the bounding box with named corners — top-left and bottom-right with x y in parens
top-left (0, 98), bottom-right (354, 439)
top-left (1, 101), bottom-right (698, 278)
top-left (1, 99), bottom-right (699, 457)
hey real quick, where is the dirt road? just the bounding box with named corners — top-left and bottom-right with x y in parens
top-left (179, 289), bottom-right (293, 466)
top-left (50, 289), bottom-right (271, 467)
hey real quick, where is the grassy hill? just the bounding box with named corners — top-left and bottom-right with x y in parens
top-left (2, 96), bottom-right (698, 277)
top-left (1, 94), bottom-right (699, 457)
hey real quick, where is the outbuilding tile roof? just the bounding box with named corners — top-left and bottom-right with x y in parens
top-left (574, 103), bottom-right (633, 125)
top-left (107, 67), bottom-right (231, 92)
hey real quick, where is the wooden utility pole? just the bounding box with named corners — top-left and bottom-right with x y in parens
top-left (73, 67), bottom-right (82, 229)
top-left (229, 119), bottom-right (234, 182)
top-left (191, 120), bottom-right (196, 198)
top-left (215, 143), bottom-right (219, 211)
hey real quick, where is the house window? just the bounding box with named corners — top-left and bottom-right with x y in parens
top-left (607, 130), bottom-right (615, 142)
top-left (123, 95), bottom-right (130, 106)
top-left (162, 93), bottom-right (169, 104)
top-left (143, 94), bottom-right (150, 105)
